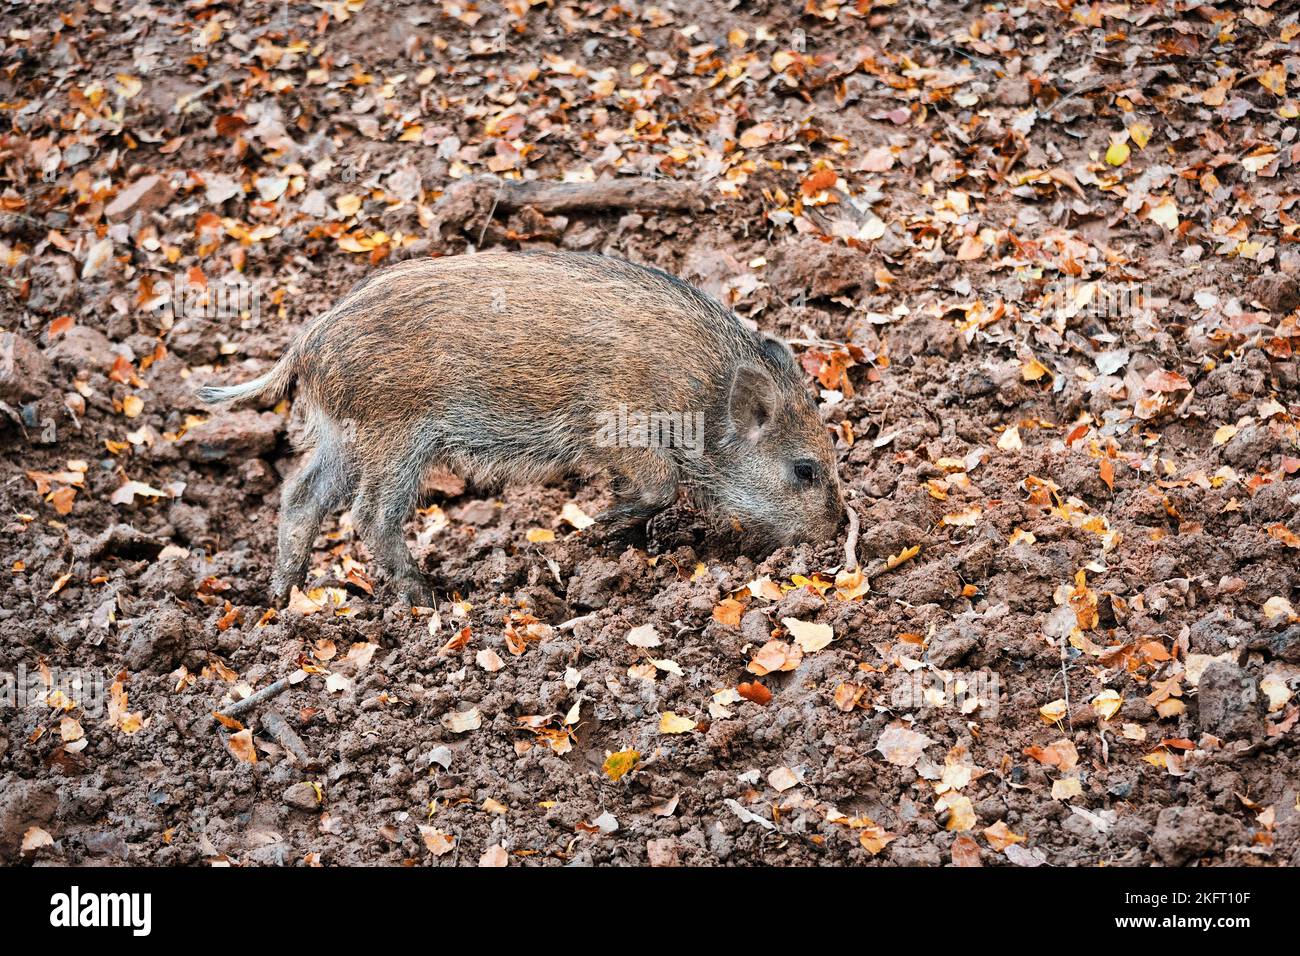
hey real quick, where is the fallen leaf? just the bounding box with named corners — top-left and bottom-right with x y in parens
top-left (602, 749), bottom-right (640, 781)
top-left (626, 623), bottom-right (661, 648)
top-left (419, 826), bottom-right (456, 856)
top-left (21, 826), bottom-right (54, 854)
top-left (876, 724), bottom-right (933, 767)
top-left (442, 708), bottom-right (482, 733)
top-left (228, 728), bottom-right (257, 764)
top-left (768, 766), bottom-right (799, 792)
top-left (782, 617), bottom-right (833, 652)
top-left (658, 711), bottom-right (697, 734)
top-left (983, 820), bottom-right (1026, 851)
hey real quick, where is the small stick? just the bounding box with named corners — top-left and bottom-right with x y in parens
top-left (218, 669), bottom-right (305, 719)
top-left (475, 178), bottom-right (503, 248)
top-left (557, 613), bottom-right (597, 632)
top-left (842, 502), bottom-right (861, 572)
top-left (260, 709), bottom-right (312, 765)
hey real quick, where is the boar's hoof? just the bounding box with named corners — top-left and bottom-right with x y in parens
top-left (592, 521), bottom-right (648, 553)
top-left (398, 574), bottom-right (435, 609)
top-left (269, 581), bottom-right (294, 609)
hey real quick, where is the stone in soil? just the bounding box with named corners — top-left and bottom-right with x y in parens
top-left (1196, 660), bottom-right (1264, 741)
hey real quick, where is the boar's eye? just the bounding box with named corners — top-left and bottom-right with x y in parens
top-left (792, 459), bottom-right (820, 485)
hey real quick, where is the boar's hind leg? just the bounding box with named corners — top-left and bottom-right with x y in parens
top-left (272, 436), bottom-right (356, 603)
top-left (351, 451), bottom-right (432, 606)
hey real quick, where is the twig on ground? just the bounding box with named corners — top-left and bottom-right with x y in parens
top-left (218, 669), bottom-right (306, 720)
top-left (557, 613), bottom-right (597, 632)
top-left (842, 501), bottom-right (861, 572)
top-left (260, 709), bottom-right (312, 765)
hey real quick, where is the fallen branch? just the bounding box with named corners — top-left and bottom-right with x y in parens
top-left (432, 174), bottom-right (705, 235)
top-left (218, 668), bottom-right (307, 720)
top-left (260, 709), bottom-right (312, 766)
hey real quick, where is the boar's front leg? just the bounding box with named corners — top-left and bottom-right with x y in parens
top-left (595, 451), bottom-right (679, 543)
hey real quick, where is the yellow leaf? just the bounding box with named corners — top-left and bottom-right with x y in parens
top-left (21, 826), bottom-right (54, 854)
top-left (834, 565), bottom-right (870, 600)
top-left (560, 502), bottom-right (593, 530)
top-left (1040, 698), bottom-right (1068, 723)
top-left (982, 820), bottom-right (1026, 851)
top-left (442, 708), bottom-right (482, 733)
top-left (1092, 688), bottom-right (1122, 721)
top-left (739, 121), bottom-right (779, 149)
top-left (1259, 63), bottom-right (1287, 97)
top-left (658, 712), bottom-right (697, 734)
top-left (1212, 424), bottom-right (1238, 446)
top-left (418, 825), bottom-right (456, 856)
top-left (1127, 122), bottom-right (1152, 149)
top-left (746, 639), bottom-right (801, 676)
top-left (1263, 596), bottom-right (1296, 624)
top-left (941, 507), bottom-right (982, 528)
top-left (525, 527), bottom-right (555, 543)
top-left (58, 717), bottom-right (84, 742)
top-left (1051, 776), bottom-right (1083, 800)
top-left (859, 823), bottom-right (896, 855)
top-left (1147, 195), bottom-right (1180, 230)
top-left (886, 544), bottom-right (921, 570)
top-left (955, 235), bottom-right (985, 261)
top-left (114, 74), bottom-right (143, 99)
top-left (228, 728), bottom-right (257, 764)
top-left (602, 749), bottom-right (640, 781)
top-left (939, 794), bottom-right (976, 831)
top-left (1105, 141), bottom-right (1130, 166)
top-left (782, 617), bottom-right (833, 653)
top-left (1021, 357), bottom-right (1051, 381)
top-left (336, 194), bottom-right (363, 217)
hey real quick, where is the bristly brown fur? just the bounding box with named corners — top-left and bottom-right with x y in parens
top-left (200, 251), bottom-right (844, 604)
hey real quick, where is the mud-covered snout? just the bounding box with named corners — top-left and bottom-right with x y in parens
top-left (780, 476), bottom-right (845, 547)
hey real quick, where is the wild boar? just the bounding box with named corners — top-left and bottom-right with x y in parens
top-left (198, 252), bottom-right (844, 604)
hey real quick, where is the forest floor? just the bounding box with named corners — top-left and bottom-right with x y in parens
top-left (2, 0), bottom-right (1299, 867)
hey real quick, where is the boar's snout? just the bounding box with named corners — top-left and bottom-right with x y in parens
top-left (778, 467), bottom-right (845, 547)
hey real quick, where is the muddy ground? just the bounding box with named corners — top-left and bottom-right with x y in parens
top-left (1, 1), bottom-right (1299, 867)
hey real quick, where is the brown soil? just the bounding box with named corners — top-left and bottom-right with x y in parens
top-left (1, 0), bottom-right (1298, 867)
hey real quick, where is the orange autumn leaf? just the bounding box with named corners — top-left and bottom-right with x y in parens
top-left (833, 682), bottom-right (866, 712)
top-left (228, 728), bottom-right (257, 764)
top-left (746, 639), bottom-right (801, 676)
top-left (712, 598), bottom-right (744, 627)
top-left (800, 167), bottom-right (837, 196)
top-left (737, 681), bottom-right (772, 705)
top-left (983, 820), bottom-right (1026, 851)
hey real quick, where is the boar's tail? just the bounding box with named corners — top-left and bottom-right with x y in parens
top-left (195, 345), bottom-right (300, 406)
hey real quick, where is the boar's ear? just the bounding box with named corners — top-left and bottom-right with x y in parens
top-left (728, 364), bottom-right (776, 443)
top-left (758, 335), bottom-right (798, 379)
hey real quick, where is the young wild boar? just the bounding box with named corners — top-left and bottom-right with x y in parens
top-left (198, 252), bottom-right (844, 605)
